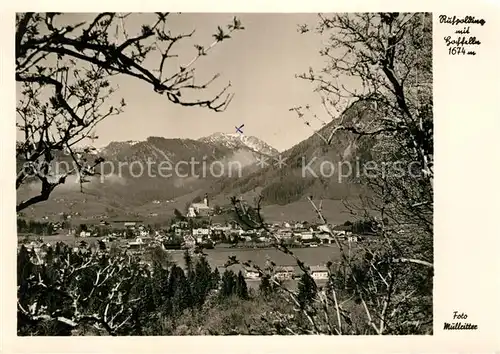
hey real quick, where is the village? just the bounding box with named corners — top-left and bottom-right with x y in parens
top-left (18, 194), bottom-right (381, 284)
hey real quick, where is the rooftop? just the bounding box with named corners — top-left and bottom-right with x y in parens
top-left (310, 265), bottom-right (329, 272)
top-left (275, 266), bottom-right (295, 272)
top-left (191, 203), bottom-right (211, 209)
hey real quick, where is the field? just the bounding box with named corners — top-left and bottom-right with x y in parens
top-left (261, 199), bottom-right (354, 224)
top-left (19, 189), bottom-right (357, 226)
top-left (168, 246), bottom-right (345, 269)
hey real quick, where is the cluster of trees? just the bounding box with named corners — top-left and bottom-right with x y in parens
top-left (17, 218), bottom-right (62, 235)
top-left (17, 243), bottom-right (249, 335)
top-left (260, 176), bottom-right (316, 205)
top-left (219, 269), bottom-right (249, 300)
top-left (76, 224), bottom-right (139, 239)
top-left (18, 242), bottom-right (333, 335)
top-left (350, 219), bottom-right (375, 235)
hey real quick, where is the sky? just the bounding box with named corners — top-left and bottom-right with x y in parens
top-left (18, 13), bottom-right (345, 152)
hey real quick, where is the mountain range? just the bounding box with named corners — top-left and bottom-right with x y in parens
top-left (17, 100), bottom-right (379, 222)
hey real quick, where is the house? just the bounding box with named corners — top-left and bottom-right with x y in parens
top-left (347, 235), bottom-right (359, 242)
top-left (316, 232), bottom-right (334, 244)
top-left (212, 224), bottom-right (232, 232)
top-left (108, 218), bottom-right (143, 229)
top-left (317, 224), bottom-right (332, 233)
top-left (79, 231), bottom-right (91, 238)
top-left (299, 231), bottom-right (314, 240)
top-left (273, 266), bottom-right (295, 281)
top-left (187, 194), bottom-right (213, 217)
top-left (243, 267), bottom-right (261, 279)
top-left (277, 229), bottom-right (293, 239)
top-left (294, 222), bottom-right (304, 229)
top-left (183, 235), bottom-right (196, 249)
top-left (192, 228), bottom-right (210, 243)
top-left (193, 228), bottom-right (210, 237)
top-left (172, 220), bottom-right (189, 229)
top-left (171, 222), bottom-right (188, 236)
top-left (128, 237), bottom-right (144, 250)
top-left (331, 224), bottom-right (352, 238)
top-left (310, 265), bottom-right (329, 280)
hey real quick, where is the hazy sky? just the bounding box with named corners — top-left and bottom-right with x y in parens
top-left (20, 13), bottom-right (345, 152)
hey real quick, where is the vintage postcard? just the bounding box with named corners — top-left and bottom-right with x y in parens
top-left (1, 1), bottom-right (499, 353)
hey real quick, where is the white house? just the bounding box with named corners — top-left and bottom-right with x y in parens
top-left (331, 225), bottom-right (352, 237)
top-left (212, 225), bottom-right (232, 232)
top-left (183, 235), bottom-right (196, 249)
top-left (192, 228), bottom-right (209, 243)
top-left (79, 231), bottom-right (91, 238)
top-left (317, 233), bottom-right (334, 244)
top-left (273, 266), bottom-right (295, 280)
top-left (347, 235), bottom-right (359, 242)
top-left (243, 267), bottom-right (261, 279)
top-left (317, 224), bottom-right (331, 233)
top-left (310, 265), bottom-right (329, 280)
top-left (278, 229), bottom-right (293, 239)
top-left (193, 228), bottom-right (210, 236)
top-left (128, 237), bottom-right (144, 249)
top-left (300, 231), bottom-right (314, 240)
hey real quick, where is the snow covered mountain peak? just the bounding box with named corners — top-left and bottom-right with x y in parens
top-left (199, 132), bottom-right (279, 156)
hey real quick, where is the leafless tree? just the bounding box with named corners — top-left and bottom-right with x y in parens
top-left (16, 12), bottom-right (243, 212)
top-left (293, 12), bottom-right (433, 263)
top-left (229, 13), bottom-right (433, 335)
top-left (230, 191), bottom-right (432, 334)
top-left (17, 243), bottom-right (150, 335)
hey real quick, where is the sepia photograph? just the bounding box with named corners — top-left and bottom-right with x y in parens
top-left (15, 11), bottom-right (433, 336)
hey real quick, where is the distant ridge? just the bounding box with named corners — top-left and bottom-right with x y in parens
top-left (17, 100), bottom-right (377, 218)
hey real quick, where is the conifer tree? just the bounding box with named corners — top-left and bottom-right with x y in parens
top-left (183, 250), bottom-right (194, 281)
top-left (211, 268), bottom-right (221, 289)
top-left (259, 274), bottom-right (273, 297)
top-left (297, 272), bottom-right (318, 309)
top-left (220, 270), bottom-right (237, 298)
top-left (236, 271), bottom-right (249, 300)
top-left (193, 256), bottom-right (213, 307)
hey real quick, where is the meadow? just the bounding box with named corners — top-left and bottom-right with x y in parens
top-left (169, 246), bottom-right (345, 269)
